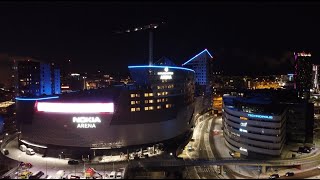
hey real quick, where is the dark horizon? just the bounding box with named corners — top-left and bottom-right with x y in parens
top-left (0, 1), bottom-right (319, 75)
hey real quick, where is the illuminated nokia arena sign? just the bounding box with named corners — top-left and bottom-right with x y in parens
top-left (73, 117), bottom-right (101, 128)
top-left (157, 67), bottom-right (174, 80)
top-left (248, 113), bottom-right (273, 120)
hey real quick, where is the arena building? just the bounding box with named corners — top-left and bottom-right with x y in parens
top-left (16, 63), bottom-right (196, 158)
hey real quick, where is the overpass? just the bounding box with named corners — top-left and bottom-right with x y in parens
top-left (128, 155), bottom-right (320, 174)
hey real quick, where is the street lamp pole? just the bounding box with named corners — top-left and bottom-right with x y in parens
top-left (46, 160), bottom-right (47, 177)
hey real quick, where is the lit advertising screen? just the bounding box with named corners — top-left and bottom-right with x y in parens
top-left (36, 102), bottom-right (114, 113)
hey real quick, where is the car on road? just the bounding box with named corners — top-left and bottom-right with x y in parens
top-left (29, 171), bottom-right (44, 179)
top-left (1, 149), bottom-right (9, 155)
top-left (318, 166), bottom-right (320, 170)
top-left (20, 162), bottom-right (33, 169)
top-left (44, 175), bottom-right (52, 179)
top-left (19, 171), bottom-right (33, 179)
top-left (298, 146), bottom-right (310, 153)
top-left (69, 175), bottom-right (80, 179)
top-left (269, 174), bottom-right (280, 179)
top-left (68, 159), bottom-right (79, 165)
top-left (20, 145), bottom-right (27, 152)
top-left (109, 171), bottom-right (116, 179)
top-left (54, 170), bottom-right (65, 179)
top-left (116, 172), bottom-right (122, 179)
top-left (285, 172), bottom-right (294, 177)
top-left (26, 148), bottom-right (35, 155)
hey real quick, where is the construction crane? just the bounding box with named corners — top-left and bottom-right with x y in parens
top-left (115, 22), bottom-right (166, 65)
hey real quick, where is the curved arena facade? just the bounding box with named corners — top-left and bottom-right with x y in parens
top-left (222, 95), bottom-right (286, 157)
top-left (16, 65), bottom-right (195, 156)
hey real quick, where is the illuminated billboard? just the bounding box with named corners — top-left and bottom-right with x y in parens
top-left (73, 116), bottom-right (101, 128)
top-left (157, 67), bottom-right (174, 80)
top-left (248, 113), bottom-right (273, 120)
top-left (36, 102), bottom-right (114, 113)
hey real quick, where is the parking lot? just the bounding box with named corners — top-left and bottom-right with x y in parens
top-left (2, 139), bottom-right (128, 179)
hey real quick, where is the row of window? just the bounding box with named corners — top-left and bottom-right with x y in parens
top-left (131, 98), bottom-right (168, 105)
top-left (157, 84), bottom-right (174, 89)
top-left (131, 93), bottom-right (153, 98)
top-left (130, 104), bottom-right (173, 112)
top-left (131, 92), bottom-right (169, 98)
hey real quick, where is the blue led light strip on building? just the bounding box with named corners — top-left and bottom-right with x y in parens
top-left (182, 49), bottom-right (213, 66)
top-left (248, 113), bottom-right (273, 119)
top-left (15, 96), bottom-right (59, 101)
top-left (128, 65), bottom-right (195, 73)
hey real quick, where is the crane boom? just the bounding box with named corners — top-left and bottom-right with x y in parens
top-left (114, 22), bottom-right (166, 65)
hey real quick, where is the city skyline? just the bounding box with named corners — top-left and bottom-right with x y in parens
top-left (0, 1), bottom-right (319, 75)
top-left (1, 2), bottom-right (320, 179)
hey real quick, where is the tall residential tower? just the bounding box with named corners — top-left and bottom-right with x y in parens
top-left (294, 52), bottom-right (312, 99)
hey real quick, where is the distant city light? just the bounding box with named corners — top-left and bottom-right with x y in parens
top-left (297, 52), bottom-right (311, 57)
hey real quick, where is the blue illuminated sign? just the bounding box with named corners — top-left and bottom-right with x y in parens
top-left (248, 114), bottom-right (273, 119)
top-left (182, 49), bottom-right (213, 66)
top-left (128, 65), bottom-right (195, 73)
top-left (15, 96), bottom-right (59, 101)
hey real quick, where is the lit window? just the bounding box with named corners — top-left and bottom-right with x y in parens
top-left (136, 107), bottom-right (140, 111)
top-left (157, 99), bottom-right (161, 103)
top-left (144, 93), bottom-right (149, 97)
top-left (144, 107), bottom-right (149, 111)
top-left (149, 93), bottom-right (153, 97)
top-left (239, 128), bottom-right (247, 133)
top-left (157, 92), bottom-right (161, 96)
top-left (149, 106), bottom-right (154, 110)
top-left (131, 94), bottom-right (135, 98)
top-left (136, 94), bottom-right (140, 97)
top-left (149, 100), bottom-right (153, 103)
top-left (157, 105), bottom-right (161, 109)
top-left (135, 101), bottom-right (140, 104)
top-left (166, 104), bottom-right (172, 108)
top-left (131, 108), bottom-right (135, 112)
top-left (131, 101), bottom-right (135, 105)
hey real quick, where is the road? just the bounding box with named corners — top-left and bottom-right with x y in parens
top-left (182, 113), bottom-right (320, 179)
top-left (186, 114), bottom-right (220, 179)
top-left (185, 113), bottom-right (253, 179)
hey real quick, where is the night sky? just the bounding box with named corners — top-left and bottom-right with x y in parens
top-left (0, 1), bottom-right (320, 75)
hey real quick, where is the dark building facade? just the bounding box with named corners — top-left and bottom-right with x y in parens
top-left (17, 61), bottom-right (61, 97)
top-left (294, 52), bottom-right (312, 100)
